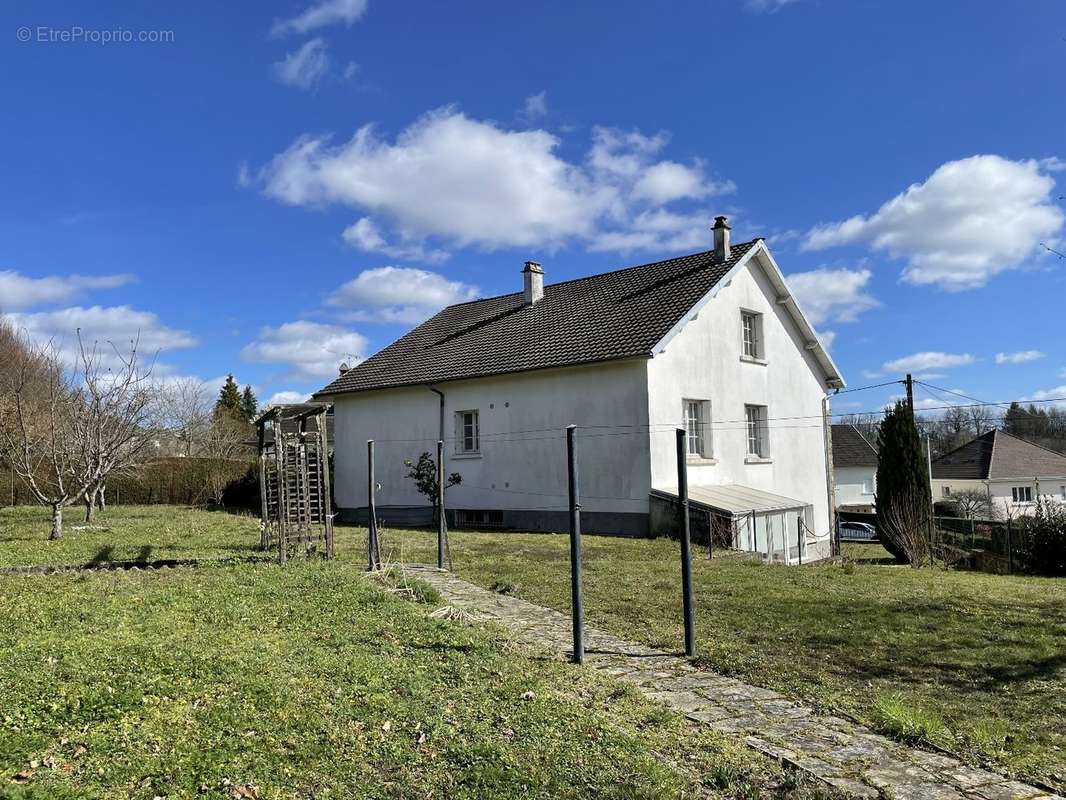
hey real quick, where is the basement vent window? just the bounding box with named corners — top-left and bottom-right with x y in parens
top-left (454, 509), bottom-right (504, 529)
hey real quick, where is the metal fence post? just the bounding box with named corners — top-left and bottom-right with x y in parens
top-left (1006, 519), bottom-right (1013, 575)
top-left (436, 439), bottom-right (446, 570)
top-left (367, 439), bottom-right (380, 571)
top-left (566, 425), bottom-right (584, 664)
top-left (675, 428), bottom-right (696, 658)
top-left (797, 515), bottom-right (804, 565)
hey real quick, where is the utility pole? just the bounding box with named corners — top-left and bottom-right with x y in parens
top-left (905, 373), bottom-right (915, 419)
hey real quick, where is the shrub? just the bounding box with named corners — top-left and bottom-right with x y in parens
top-left (1028, 500), bottom-right (1066, 576)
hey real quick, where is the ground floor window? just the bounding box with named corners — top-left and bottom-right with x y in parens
top-left (1012, 486), bottom-right (1033, 504)
top-left (942, 486), bottom-right (952, 497)
top-left (683, 399), bottom-right (710, 457)
top-left (745, 404), bottom-right (768, 457)
top-left (455, 410), bottom-right (480, 454)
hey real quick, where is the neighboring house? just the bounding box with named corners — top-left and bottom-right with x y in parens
top-left (931, 429), bottom-right (1066, 518)
top-left (831, 424), bottom-right (878, 513)
top-left (314, 217), bottom-right (845, 560)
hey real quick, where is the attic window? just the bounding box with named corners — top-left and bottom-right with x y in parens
top-left (741, 311), bottom-right (763, 360)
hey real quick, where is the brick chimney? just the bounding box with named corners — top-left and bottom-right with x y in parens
top-left (523, 261), bottom-right (544, 305)
top-left (712, 216), bottom-right (731, 262)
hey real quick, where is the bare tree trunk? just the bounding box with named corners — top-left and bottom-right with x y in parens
top-left (50, 502), bottom-right (63, 540)
top-left (97, 484), bottom-right (106, 510)
top-left (84, 493), bottom-right (95, 523)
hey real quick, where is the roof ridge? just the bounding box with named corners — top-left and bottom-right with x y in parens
top-left (931, 427), bottom-right (995, 465)
top-left (994, 428), bottom-right (1066, 461)
top-left (442, 241), bottom-right (758, 309)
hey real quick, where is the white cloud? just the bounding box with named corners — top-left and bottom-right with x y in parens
top-left (256, 107), bottom-right (733, 256)
top-left (271, 0), bottom-right (368, 36)
top-left (880, 351), bottom-right (976, 374)
top-left (273, 38), bottom-right (330, 89)
top-left (241, 320), bottom-right (367, 379)
top-left (1040, 156), bottom-right (1066, 173)
top-left (8, 305), bottom-right (197, 368)
top-left (803, 155), bottom-right (1065, 290)
top-left (631, 161), bottom-right (712, 204)
top-left (1028, 385), bottom-right (1066, 409)
top-left (745, 0), bottom-right (800, 11)
top-left (995, 350), bottom-right (1045, 365)
top-left (785, 267), bottom-right (878, 327)
top-left (0, 271), bottom-right (132, 311)
top-left (326, 266), bottom-right (479, 324)
top-left (267, 390), bottom-right (311, 406)
top-left (341, 217), bottom-right (449, 264)
top-left (817, 329), bottom-right (836, 349)
top-left (522, 91), bottom-right (548, 119)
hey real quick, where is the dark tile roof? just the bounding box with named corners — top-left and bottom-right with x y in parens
top-left (932, 429), bottom-right (1066, 480)
top-left (831, 424), bottom-right (878, 468)
top-left (315, 241), bottom-right (758, 396)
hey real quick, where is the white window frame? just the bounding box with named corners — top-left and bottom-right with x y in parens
top-left (862, 476), bottom-right (875, 495)
top-left (455, 409), bottom-right (480, 455)
top-left (1011, 485), bottom-right (1033, 504)
top-left (741, 310), bottom-right (764, 360)
top-left (942, 486), bottom-right (952, 498)
top-left (683, 399), bottom-right (711, 458)
top-left (1061, 485), bottom-right (1065, 501)
top-left (745, 404), bottom-right (769, 458)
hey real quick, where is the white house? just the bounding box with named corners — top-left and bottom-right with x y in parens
top-left (831, 424), bottom-right (878, 512)
top-left (315, 217), bottom-right (845, 561)
top-left (931, 429), bottom-right (1066, 518)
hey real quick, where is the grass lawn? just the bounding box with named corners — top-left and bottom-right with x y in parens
top-left (0, 506), bottom-right (818, 799)
top-left (0, 505), bottom-right (261, 567)
top-left (355, 525), bottom-right (1066, 791)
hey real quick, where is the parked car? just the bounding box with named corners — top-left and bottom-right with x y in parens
top-left (838, 521), bottom-right (878, 541)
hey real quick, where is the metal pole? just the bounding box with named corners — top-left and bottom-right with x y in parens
top-left (822, 394), bottom-right (839, 557)
top-left (566, 425), bottom-right (584, 664)
top-left (436, 439), bottom-right (446, 570)
top-left (367, 439), bottom-right (380, 570)
top-left (707, 511), bottom-right (713, 560)
top-left (1006, 519), bottom-right (1014, 574)
top-left (905, 373), bottom-right (914, 419)
top-left (675, 428), bottom-right (696, 658)
top-left (797, 515), bottom-right (804, 565)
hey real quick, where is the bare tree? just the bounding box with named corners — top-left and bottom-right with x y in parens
top-left (199, 411), bottom-right (253, 505)
top-left (0, 328), bottom-right (90, 538)
top-left (947, 488), bottom-right (993, 520)
top-left (154, 377), bottom-right (214, 457)
top-left (0, 322), bottom-right (159, 535)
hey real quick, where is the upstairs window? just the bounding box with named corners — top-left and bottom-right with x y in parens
top-left (745, 404), bottom-right (768, 458)
top-left (741, 311), bottom-right (763, 360)
top-left (455, 410), bottom-right (480, 454)
top-left (1012, 486), bottom-right (1033, 504)
top-left (683, 399), bottom-right (711, 458)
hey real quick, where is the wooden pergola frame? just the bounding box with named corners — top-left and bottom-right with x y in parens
top-left (254, 403), bottom-right (334, 563)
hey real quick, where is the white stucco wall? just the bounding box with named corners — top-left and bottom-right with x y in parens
top-left (835, 466), bottom-right (876, 508)
top-left (645, 252), bottom-right (834, 539)
top-left (329, 359), bottom-right (652, 523)
top-left (932, 477), bottom-right (1066, 518)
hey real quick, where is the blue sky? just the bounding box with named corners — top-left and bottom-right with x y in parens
top-left (2, 0), bottom-right (1064, 413)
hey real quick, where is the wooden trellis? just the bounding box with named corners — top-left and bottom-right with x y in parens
top-left (255, 403), bottom-right (334, 562)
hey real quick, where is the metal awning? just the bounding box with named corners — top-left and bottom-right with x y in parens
top-left (651, 484), bottom-right (807, 516)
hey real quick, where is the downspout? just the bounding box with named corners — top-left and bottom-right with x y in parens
top-left (822, 391), bottom-right (838, 557)
top-left (428, 386), bottom-right (445, 443)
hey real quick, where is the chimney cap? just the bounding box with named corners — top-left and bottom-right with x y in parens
top-left (523, 260), bottom-right (543, 274)
top-left (712, 215), bottom-right (731, 230)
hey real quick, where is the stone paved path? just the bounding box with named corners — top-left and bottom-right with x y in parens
top-left (406, 565), bottom-right (1061, 800)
